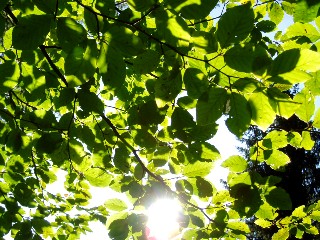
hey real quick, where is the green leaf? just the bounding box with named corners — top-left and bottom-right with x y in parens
top-left (305, 225), bottom-right (319, 235)
top-left (310, 210), bottom-right (320, 221)
top-left (137, 100), bottom-right (166, 125)
top-left (292, 205), bottom-right (307, 218)
top-left (293, 1), bottom-right (320, 23)
top-left (227, 221), bottom-right (250, 234)
top-left (269, 3), bottom-right (284, 25)
top-left (272, 228), bottom-right (290, 240)
top-left (191, 31), bottom-right (218, 54)
top-left (305, 71), bottom-right (320, 96)
top-left (167, 0), bottom-right (218, 20)
top-left (5, 129), bottom-right (22, 153)
top-left (183, 68), bottom-right (209, 99)
top-left (104, 198), bottom-right (128, 211)
top-left (287, 132), bottom-right (302, 148)
top-left (313, 108), bottom-right (320, 128)
top-left (155, 10), bottom-right (191, 49)
top-left (196, 88), bottom-right (228, 126)
top-left (224, 44), bottom-right (270, 74)
top-left (31, 217), bottom-right (54, 236)
top-left (0, 61), bottom-right (20, 93)
top-left (226, 93), bottom-right (251, 137)
top-left (98, 43), bottom-right (126, 90)
top-left (270, 48), bottom-right (300, 75)
top-left (261, 150), bottom-right (290, 170)
top-left (267, 88), bottom-right (300, 119)
top-left (189, 142), bottom-right (220, 161)
top-left (255, 219), bottom-right (272, 228)
top-left (256, 20), bottom-right (276, 33)
top-left (249, 90), bottom-right (276, 131)
top-left (155, 67), bottom-right (182, 107)
top-left (222, 155), bottom-right (248, 172)
top-left (196, 177), bottom-right (214, 198)
top-left (33, 0), bottom-right (56, 14)
top-left (12, 14), bottom-right (51, 50)
top-left (183, 161), bottom-right (213, 177)
top-left (84, 168), bottom-right (112, 187)
top-left (13, 183), bottom-right (37, 208)
top-left (301, 131), bottom-right (315, 150)
top-left (108, 219), bottom-right (129, 240)
top-left (265, 187), bottom-right (292, 210)
top-left (171, 107), bottom-right (195, 130)
top-left (281, 22), bottom-right (320, 42)
top-left (216, 3), bottom-right (254, 48)
top-left (256, 202), bottom-right (278, 220)
top-left (64, 39), bottom-right (97, 87)
top-left (77, 90), bottom-right (104, 114)
top-left (133, 50), bottom-right (161, 74)
top-left (262, 130), bottom-right (288, 149)
top-left (128, 0), bottom-right (155, 12)
top-left (113, 146), bottom-right (131, 173)
top-left (105, 25), bottom-right (144, 56)
top-left (36, 132), bottom-right (63, 154)
top-left (132, 129), bottom-right (157, 149)
top-left (230, 184), bottom-right (261, 217)
top-left (228, 172), bottom-right (251, 187)
top-left (293, 88), bottom-right (315, 123)
top-left (57, 17), bottom-right (87, 52)
top-left (296, 49), bottom-right (320, 72)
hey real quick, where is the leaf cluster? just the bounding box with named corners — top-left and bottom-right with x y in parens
top-left (0, 0), bottom-right (320, 239)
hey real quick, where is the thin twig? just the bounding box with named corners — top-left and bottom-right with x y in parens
top-left (10, 90), bottom-right (38, 110)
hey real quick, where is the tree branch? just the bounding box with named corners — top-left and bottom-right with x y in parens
top-left (39, 45), bottom-right (69, 87)
top-left (100, 114), bottom-right (164, 182)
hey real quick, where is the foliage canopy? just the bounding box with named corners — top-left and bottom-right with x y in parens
top-left (1, 0), bottom-right (320, 239)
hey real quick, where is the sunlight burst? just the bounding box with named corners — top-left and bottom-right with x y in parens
top-left (146, 199), bottom-right (181, 240)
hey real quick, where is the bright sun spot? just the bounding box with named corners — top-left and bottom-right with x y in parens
top-left (146, 199), bottom-right (181, 240)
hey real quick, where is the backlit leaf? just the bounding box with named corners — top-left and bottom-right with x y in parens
top-left (222, 155), bottom-right (248, 172)
top-left (272, 228), bottom-right (289, 240)
top-left (249, 90), bottom-right (276, 131)
top-left (183, 161), bottom-right (213, 177)
top-left (167, 0), bottom-right (218, 20)
top-left (104, 198), bottom-right (128, 211)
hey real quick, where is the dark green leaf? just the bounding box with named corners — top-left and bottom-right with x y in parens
top-left (57, 17), bottom-right (87, 52)
top-left (133, 50), bottom-right (161, 74)
top-left (13, 183), bottom-right (37, 208)
top-left (196, 177), bottom-right (214, 198)
top-left (77, 90), bottom-right (104, 114)
top-left (265, 187), bottom-right (292, 210)
top-left (12, 15), bottom-right (51, 50)
top-left (105, 25), bottom-right (144, 56)
top-left (196, 88), bottom-right (228, 126)
top-left (36, 132), bottom-right (63, 154)
top-left (183, 68), bottom-right (209, 98)
top-left (226, 93), bottom-right (251, 137)
top-left (216, 4), bottom-right (254, 48)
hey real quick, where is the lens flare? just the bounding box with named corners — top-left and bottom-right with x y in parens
top-left (146, 199), bottom-right (181, 240)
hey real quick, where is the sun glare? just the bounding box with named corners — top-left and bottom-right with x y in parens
top-left (146, 199), bottom-right (181, 240)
